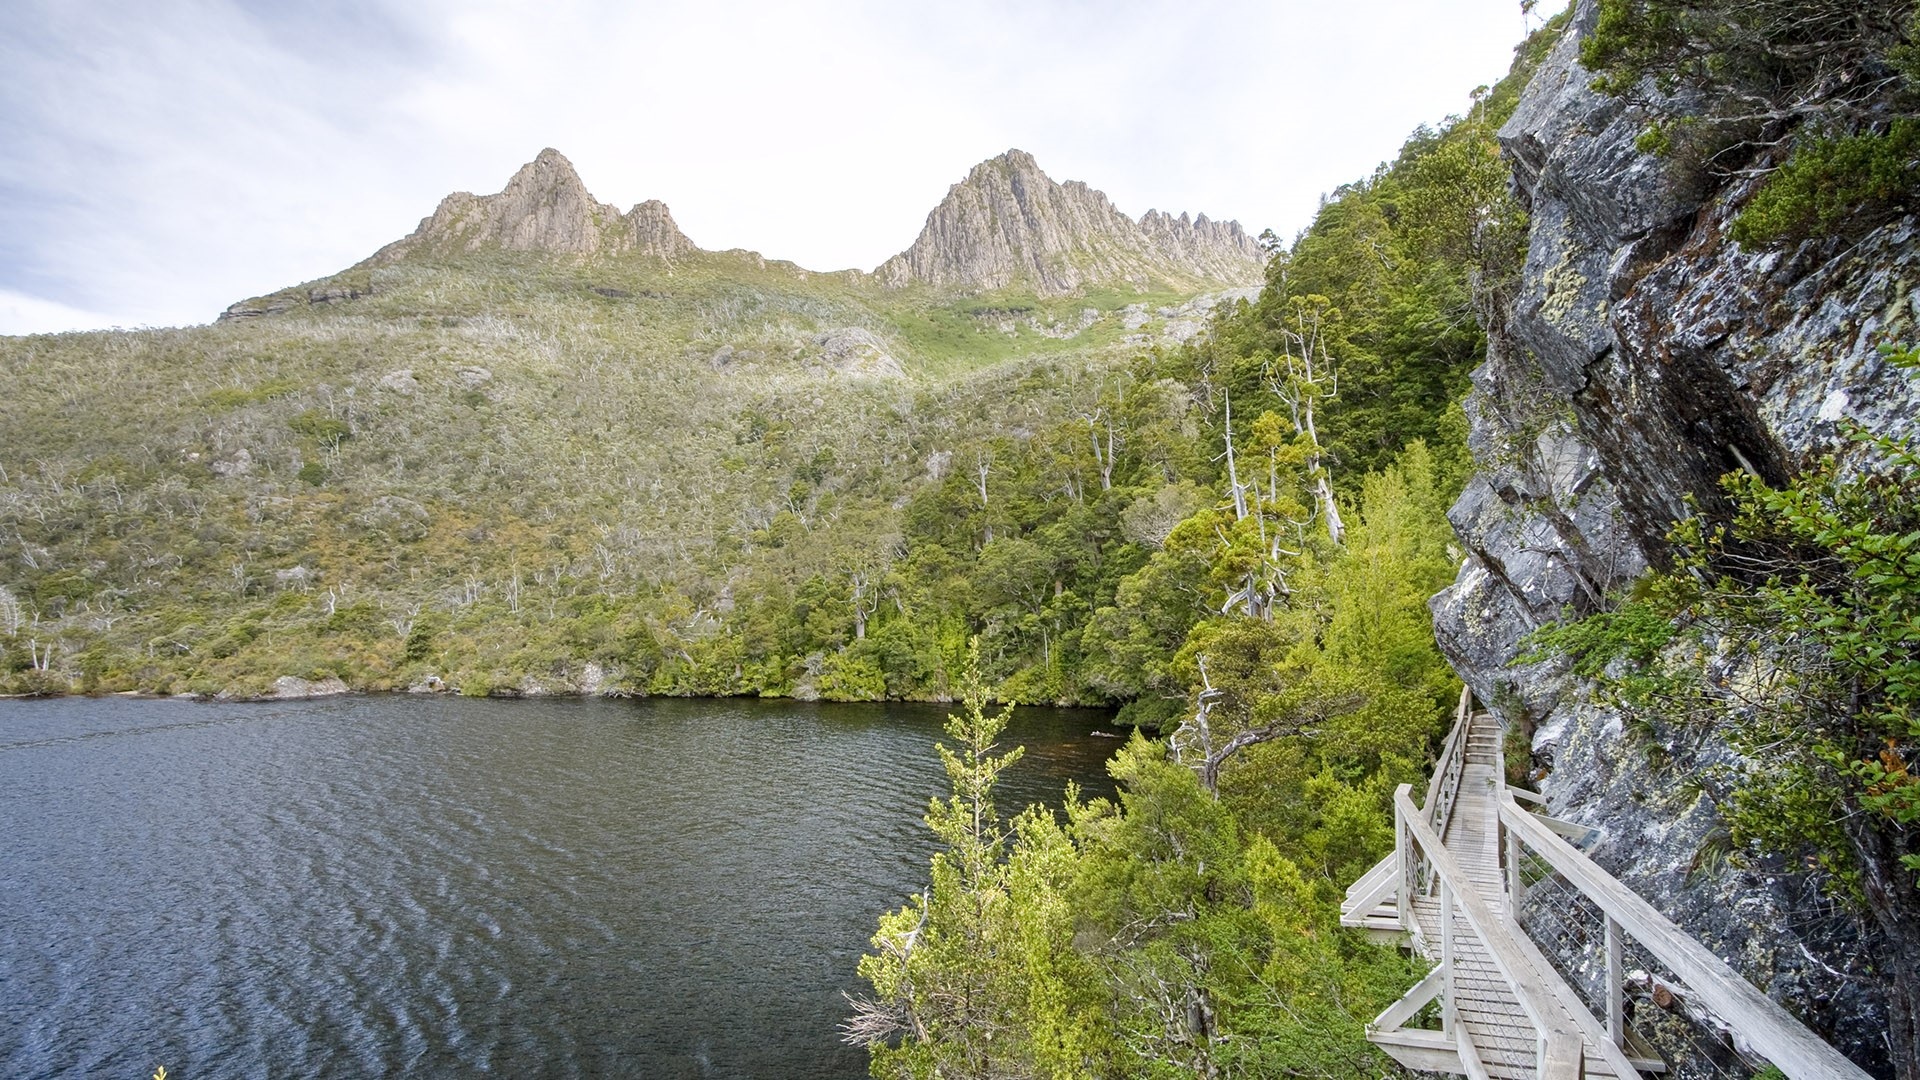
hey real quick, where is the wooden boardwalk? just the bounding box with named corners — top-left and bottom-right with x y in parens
top-left (1340, 693), bottom-right (1870, 1080)
top-left (1416, 709), bottom-right (1540, 1076)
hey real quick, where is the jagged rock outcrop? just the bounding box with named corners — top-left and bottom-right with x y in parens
top-left (876, 150), bottom-right (1263, 295)
top-left (812, 328), bottom-right (905, 379)
top-left (218, 275), bottom-right (376, 321)
top-left (370, 148), bottom-right (697, 263)
top-left (1431, 2), bottom-right (1920, 1072)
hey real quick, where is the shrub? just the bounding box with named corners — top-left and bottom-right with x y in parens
top-left (1734, 121), bottom-right (1920, 244)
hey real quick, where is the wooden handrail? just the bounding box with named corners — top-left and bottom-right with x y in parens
top-left (1396, 784), bottom-right (1587, 1078)
top-left (1498, 792), bottom-right (1873, 1080)
top-left (1420, 721), bottom-right (1459, 817)
top-left (1422, 686), bottom-right (1474, 836)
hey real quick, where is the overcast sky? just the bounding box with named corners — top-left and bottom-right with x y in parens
top-left (0, 0), bottom-right (1563, 335)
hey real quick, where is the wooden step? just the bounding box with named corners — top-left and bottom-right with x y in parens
top-left (1340, 901), bottom-right (1401, 930)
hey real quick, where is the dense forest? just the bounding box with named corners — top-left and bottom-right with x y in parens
top-left (830, 17), bottom-right (1563, 1074)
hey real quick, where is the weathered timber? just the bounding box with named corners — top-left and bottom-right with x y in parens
top-left (1347, 699), bottom-right (1866, 1078)
top-left (1497, 792), bottom-right (1873, 1080)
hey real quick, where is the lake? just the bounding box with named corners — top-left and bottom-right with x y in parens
top-left (0, 694), bottom-right (1121, 1078)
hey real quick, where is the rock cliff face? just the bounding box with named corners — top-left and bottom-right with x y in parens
top-left (370, 148), bottom-right (697, 263)
top-left (876, 150), bottom-right (1264, 295)
top-left (1431, 2), bottom-right (1920, 1071)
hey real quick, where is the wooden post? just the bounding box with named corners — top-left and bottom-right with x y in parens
top-left (1505, 822), bottom-right (1524, 916)
top-left (1605, 915), bottom-right (1624, 1048)
top-left (1396, 795), bottom-right (1412, 932)
top-left (1441, 880), bottom-right (1456, 1035)
top-left (1542, 1032), bottom-right (1583, 1080)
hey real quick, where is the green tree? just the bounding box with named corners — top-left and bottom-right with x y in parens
top-left (851, 639), bottom-right (1030, 1078)
top-left (1583, 0), bottom-right (1915, 130)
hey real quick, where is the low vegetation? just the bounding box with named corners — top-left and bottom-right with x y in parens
top-left (1583, 0), bottom-right (1920, 244)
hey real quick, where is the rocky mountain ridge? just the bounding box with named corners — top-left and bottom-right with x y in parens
top-left (1431, 1), bottom-right (1919, 1071)
top-left (219, 148), bottom-right (1261, 320)
top-left (371, 148), bottom-right (698, 263)
top-left (875, 149), bottom-right (1264, 296)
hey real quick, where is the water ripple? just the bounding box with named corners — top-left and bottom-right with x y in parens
top-left (0, 695), bottom-right (1114, 1078)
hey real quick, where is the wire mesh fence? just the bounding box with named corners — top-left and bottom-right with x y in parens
top-left (1512, 847), bottom-right (1779, 1080)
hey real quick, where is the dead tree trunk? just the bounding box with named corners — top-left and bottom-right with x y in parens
top-left (1271, 298), bottom-right (1346, 545)
top-left (851, 571), bottom-right (878, 640)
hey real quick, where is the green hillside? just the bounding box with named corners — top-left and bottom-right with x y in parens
top-left (0, 232), bottom-right (1245, 700)
top-left (0, 32), bottom-right (1539, 711)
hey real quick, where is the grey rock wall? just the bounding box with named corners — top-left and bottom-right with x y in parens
top-left (1431, 2), bottom-right (1918, 1071)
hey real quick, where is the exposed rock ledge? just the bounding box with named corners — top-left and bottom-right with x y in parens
top-left (260, 676), bottom-right (350, 700)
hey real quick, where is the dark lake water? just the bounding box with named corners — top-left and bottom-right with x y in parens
top-left (0, 695), bottom-right (1121, 1079)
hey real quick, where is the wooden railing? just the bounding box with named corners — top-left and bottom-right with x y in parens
top-left (1496, 792), bottom-right (1874, 1080)
top-left (1395, 783), bottom-right (1597, 1079)
top-left (1366, 697), bottom-right (1869, 1080)
top-left (1399, 688), bottom-right (1475, 931)
top-left (1424, 686), bottom-right (1475, 835)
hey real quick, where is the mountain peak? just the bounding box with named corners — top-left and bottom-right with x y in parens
top-left (979, 148), bottom-right (1041, 173)
top-left (503, 148), bottom-right (590, 200)
top-left (370, 149), bottom-right (695, 263)
top-left (877, 150), bottom-right (1262, 295)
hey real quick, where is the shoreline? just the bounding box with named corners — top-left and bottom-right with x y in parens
top-left (0, 683), bottom-right (1126, 714)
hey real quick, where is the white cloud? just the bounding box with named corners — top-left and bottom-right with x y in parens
top-left (0, 289), bottom-right (130, 336)
top-left (0, 0), bottom-right (1568, 333)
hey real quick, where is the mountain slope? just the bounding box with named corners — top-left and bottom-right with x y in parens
top-left (0, 146), bottom-right (1268, 701)
top-left (212, 149), bottom-right (1261, 377)
top-left (218, 148), bottom-right (1261, 339)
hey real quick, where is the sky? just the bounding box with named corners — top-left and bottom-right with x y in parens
top-left (0, 0), bottom-right (1565, 335)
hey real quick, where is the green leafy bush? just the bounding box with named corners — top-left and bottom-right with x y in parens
top-left (287, 409), bottom-right (351, 446)
top-left (1734, 121), bottom-right (1920, 244)
top-left (1586, 0), bottom-right (1920, 240)
top-left (1582, 0), bottom-right (1916, 126)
